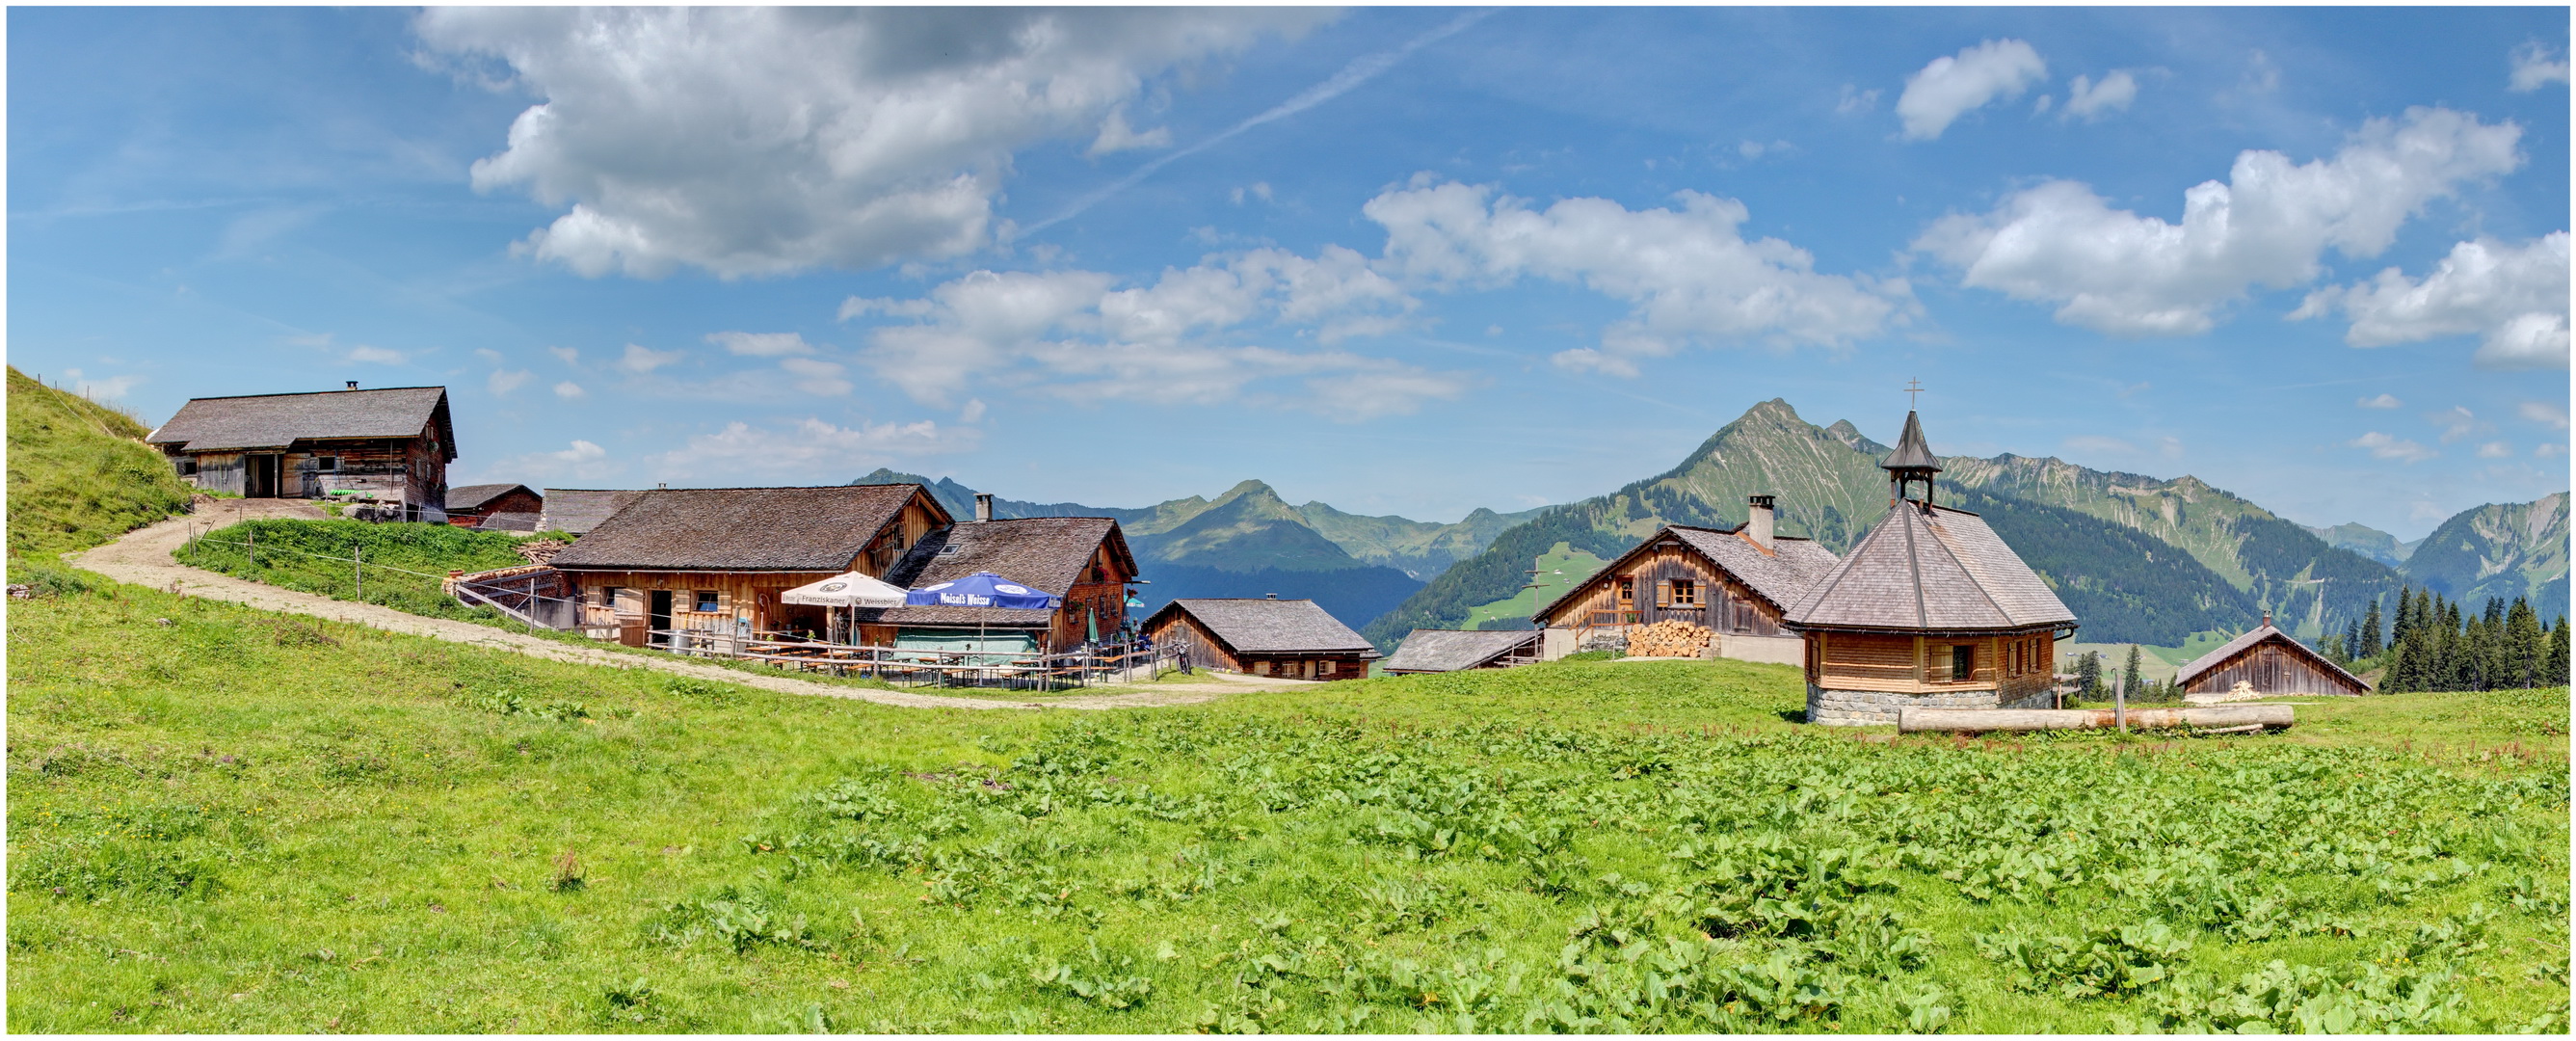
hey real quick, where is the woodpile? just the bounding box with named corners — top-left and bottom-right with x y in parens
top-left (515, 539), bottom-right (568, 566)
top-left (1625, 620), bottom-right (1712, 658)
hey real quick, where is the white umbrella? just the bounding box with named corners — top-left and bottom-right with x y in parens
top-left (782, 572), bottom-right (908, 646)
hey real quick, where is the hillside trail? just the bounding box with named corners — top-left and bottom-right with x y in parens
top-left (66, 502), bottom-right (1312, 712)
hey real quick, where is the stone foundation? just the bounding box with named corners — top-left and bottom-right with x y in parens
top-left (1806, 683), bottom-right (2055, 726)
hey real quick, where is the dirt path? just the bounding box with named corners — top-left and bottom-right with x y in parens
top-left (66, 504), bottom-right (1307, 712)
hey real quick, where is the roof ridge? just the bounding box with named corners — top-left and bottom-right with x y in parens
top-left (1900, 502), bottom-right (1927, 628)
top-left (175, 386), bottom-right (447, 402)
top-left (1921, 507), bottom-right (2009, 624)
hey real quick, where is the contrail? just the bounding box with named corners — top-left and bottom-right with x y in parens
top-left (1015, 9), bottom-right (1494, 240)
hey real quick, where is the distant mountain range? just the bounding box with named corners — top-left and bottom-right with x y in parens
top-left (2401, 494), bottom-right (2569, 612)
top-left (848, 469), bottom-right (1541, 627)
top-left (2303, 522), bottom-right (2423, 568)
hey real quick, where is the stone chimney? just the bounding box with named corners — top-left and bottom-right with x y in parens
top-left (974, 493), bottom-right (994, 522)
top-left (1745, 494), bottom-right (1776, 550)
top-left (1264, 592), bottom-right (1278, 599)
top-left (2262, 611), bottom-right (2271, 629)
top-left (344, 381), bottom-right (359, 390)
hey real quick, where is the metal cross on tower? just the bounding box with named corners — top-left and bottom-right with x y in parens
top-left (1904, 377), bottom-right (1925, 409)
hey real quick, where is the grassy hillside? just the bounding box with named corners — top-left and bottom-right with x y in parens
top-left (6, 366), bottom-right (193, 561)
top-left (1464, 543), bottom-right (1608, 629)
top-left (12, 578), bottom-right (2567, 1031)
top-left (172, 519), bottom-right (564, 622)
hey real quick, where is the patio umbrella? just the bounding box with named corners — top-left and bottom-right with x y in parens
top-left (783, 572), bottom-right (907, 645)
top-left (906, 572), bottom-right (1058, 671)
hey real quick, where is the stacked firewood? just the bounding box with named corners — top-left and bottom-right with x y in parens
top-left (1625, 620), bottom-right (1713, 658)
top-left (515, 539), bottom-right (568, 566)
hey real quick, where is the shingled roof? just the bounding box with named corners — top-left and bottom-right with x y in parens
top-left (1380, 628), bottom-right (1541, 673)
top-left (1881, 410), bottom-right (1942, 472)
top-left (849, 518), bottom-right (1136, 628)
top-left (540, 489), bottom-right (649, 534)
top-left (148, 387), bottom-right (454, 458)
top-left (550, 485), bottom-right (942, 572)
top-left (447, 483), bottom-right (536, 513)
top-left (1144, 599), bottom-right (1378, 655)
top-left (1534, 524), bottom-right (1841, 625)
top-left (2175, 622), bottom-right (2371, 690)
top-left (1786, 500), bottom-right (2076, 633)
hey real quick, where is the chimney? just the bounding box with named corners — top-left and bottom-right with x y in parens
top-left (973, 493), bottom-right (993, 522)
top-left (1745, 494), bottom-right (1776, 550)
top-left (656, 483), bottom-right (668, 490)
top-left (1264, 592), bottom-right (1277, 600)
top-left (2262, 611), bottom-right (2271, 629)
top-left (344, 381), bottom-right (359, 390)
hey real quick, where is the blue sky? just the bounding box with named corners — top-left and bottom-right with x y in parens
top-left (11, 7), bottom-right (2568, 538)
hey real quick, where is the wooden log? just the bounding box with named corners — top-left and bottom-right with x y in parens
top-left (1898, 706), bottom-right (2294, 734)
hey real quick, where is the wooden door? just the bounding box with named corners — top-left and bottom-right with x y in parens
top-left (649, 591), bottom-right (673, 647)
top-left (245, 455), bottom-right (278, 498)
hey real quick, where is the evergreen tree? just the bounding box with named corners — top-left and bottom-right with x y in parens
top-left (2076, 651), bottom-right (2103, 698)
top-left (2120, 644), bottom-right (2143, 698)
top-left (2551, 617), bottom-right (2571, 686)
top-left (2390, 586), bottom-right (2415, 650)
top-left (2505, 597), bottom-right (2540, 689)
top-left (2359, 597), bottom-right (2384, 658)
top-left (2343, 615), bottom-right (2363, 663)
top-left (2441, 598), bottom-right (2465, 691)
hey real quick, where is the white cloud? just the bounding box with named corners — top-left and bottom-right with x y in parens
top-left (2540, 441), bottom-right (2567, 458)
top-left (777, 357), bottom-right (855, 396)
top-left (704, 331), bottom-right (816, 357)
top-left (615, 343), bottom-right (684, 374)
top-left (2357, 393), bottom-right (2403, 409)
top-left (2478, 440), bottom-right (2513, 458)
top-left (2350, 431), bottom-right (2436, 463)
top-left (474, 348), bottom-right (506, 363)
top-left (2510, 41), bottom-right (2569, 92)
top-left (1896, 39), bottom-right (2047, 141)
top-left (553, 381), bottom-right (587, 399)
top-left (546, 345), bottom-right (580, 365)
top-left (489, 439), bottom-right (613, 484)
top-left (959, 398), bottom-right (988, 423)
top-left (551, 440), bottom-right (606, 464)
top-left (1835, 84), bottom-right (1879, 115)
top-left (2519, 401), bottom-right (2569, 430)
top-left (2424, 406), bottom-right (2482, 443)
top-left (1086, 106), bottom-right (1170, 156)
top-left (61, 368), bottom-right (142, 401)
top-left (654, 417), bottom-right (978, 480)
top-left (2061, 70), bottom-right (2138, 120)
top-left (488, 369), bottom-right (535, 394)
top-left (1229, 181), bottom-right (1274, 205)
top-left (414, 9), bottom-right (1319, 279)
top-left (2292, 232), bottom-right (2569, 370)
top-left (347, 345), bottom-right (407, 364)
top-left (1364, 177), bottom-right (1913, 374)
top-left (1916, 107), bottom-right (2522, 335)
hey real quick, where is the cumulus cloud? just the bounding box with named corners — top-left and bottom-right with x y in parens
top-left (2519, 401), bottom-right (2569, 430)
top-left (489, 439), bottom-right (613, 484)
top-left (546, 345), bottom-right (580, 365)
top-left (844, 249), bottom-right (1452, 420)
top-left (705, 332), bottom-right (816, 357)
top-left (2292, 232), bottom-right (2568, 369)
top-left (62, 368), bottom-right (142, 401)
top-left (413, 8), bottom-right (1320, 278)
top-left (1896, 39), bottom-right (2047, 141)
top-left (1915, 107), bottom-right (2522, 335)
top-left (2061, 70), bottom-right (2138, 120)
top-left (1835, 84), bottom-right (1880, 115)
top-left (2357, 393), bottom-right (2403, 409)
top-left (1086, 107), bottom-right (1170, 156)
top-left (2350, 431), bottom-right (2436, 463)
top-left (488, 369), bottom-right (534, 395)
top-left (2510, 41), bottom-right (2569, 92)
top-left (1364, 177), bottom-right (1913, 375)
top-left (615, 343), bottom-right (685, 374)
top-left (654, 417), bottom-right (978, 480)
top-left (778, 357), bottom-right (855, 396)
top-left (552, 381), bottom-right (587, 399)
top-left (2478, 440), bottom-right (2513, 458)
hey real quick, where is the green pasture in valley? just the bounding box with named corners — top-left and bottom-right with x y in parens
top-left (9, 575), bottom-right (2568, 1032)
top-left (1462, 542), bottom-right (1608, 630)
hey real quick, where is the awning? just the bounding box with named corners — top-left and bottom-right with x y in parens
top-left (780, 572), bottom-right (910, 608)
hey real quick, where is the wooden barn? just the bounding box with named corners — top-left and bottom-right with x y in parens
top-left (547, 484), bottom-right (952, 646)
top-left (1143, 598), bottom-right (1380, 680)
top-left (446, 483), bottom-right (544, 531)
top-left (846, 506), bottom-right (1143, 657)
top-left (2175, 615), bottom-right (2370, 698)
top-left (1785, 411), bottom-right (2080, 726)
top-left (147, 384), bottom-right (455, 520)
top-left (1531, 495), bottom-right (1842, 665)
top-left (540, 488), bottom-right (649, 534)
top-left (1380, 628), bottom-right (1544, 675)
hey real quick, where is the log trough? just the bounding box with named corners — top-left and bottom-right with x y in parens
top-left (1896, 705), bottom-right (2295, 734)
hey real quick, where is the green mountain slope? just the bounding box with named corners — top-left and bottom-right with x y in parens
top-left (2403, 494), bottom-right (2570, 621)
top-left (7, 366), bottom-right (195, 560)
top-left (1130, 481), bottom-right (1368, 573)
top-left (1293, 501), bottom-right (1547, 578)
top-left (2304, 521), bottom-right (2420, 568)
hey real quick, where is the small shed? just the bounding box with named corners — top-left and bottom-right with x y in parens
top-left (147, 384), bottom-right (456, 520)
top-left (539, 488), bottom-right (649, 534)
top-left (2176, 616), bottom-right (2370, 698)
top-left (446, 484), bottom-right (544, 529)
top-left (1143, 598), bottom-right (1380, 681)
top-left (1380, 628), bottom-right (1543, 675)
top-left (848, 516), bottom-right (1142, 655)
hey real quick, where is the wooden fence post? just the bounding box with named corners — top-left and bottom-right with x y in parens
top-left (247, 530), bottom-right (256, 569)
top-left (2114, 673), bottom-right (2127, 734)
top-left (354, 545), bottom-right (363, 601)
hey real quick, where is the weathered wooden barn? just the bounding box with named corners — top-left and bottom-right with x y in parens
top-left (1786, 411), bottom-right (2079, 725)
top-left (1143, 598), bottom-right (1380, 680)
top-left (547, 484), bottom-right (952, 646)
top-left (1380, 628), bottom-right (1544, 675)
top-left (1532, 495), bottom-right (1842, 664)
top-left (446, 484), bottom-right (544, 531)
top-left (147, 384), bottom-right (455, 520)
top-left (539, 488), bottom-right (648, 534)
top-left (846, 508), bottom-right (1143, 656)
top-left (2175, 615), bottom-right (2370, 697)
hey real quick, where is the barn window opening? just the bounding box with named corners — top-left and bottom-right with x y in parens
top-left (694, 590), bottom-right (720, 613)
top-left (175, 458), bottom-right (198, 476)
top-left (314, 456), bottom-right (338, 472)
top-left (1951, 644), bottom-right (1976, 681)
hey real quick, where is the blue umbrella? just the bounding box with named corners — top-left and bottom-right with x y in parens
top-left (906, 572), bottom-right (1060, 610)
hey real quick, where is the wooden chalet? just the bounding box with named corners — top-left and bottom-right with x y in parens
top-left (446, 484), bottom-right (544, 531)
top-left (1380, 628), bottom-right (1543, 675)
top-left (846, 505), bottom-right (1143, 656)
top-left (1785, 411), bottom-right (2079, 726)
top-left (148, 384), bottom-right (455, 520)
top-left (540, 488), bottom-right (648, 534)
top-left (547, 484), bottom-right (952, 645)
top-left (1531, 495), bottom-right (1841, 665)
top-left (1143, 598), bottom-right (1380, 680)
top-left (2176, 615), bottom-right (2370, 698)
